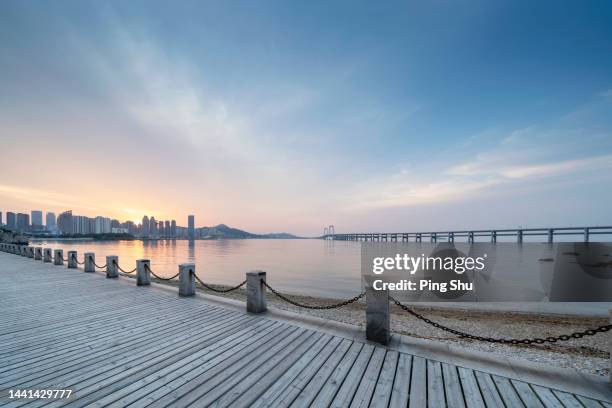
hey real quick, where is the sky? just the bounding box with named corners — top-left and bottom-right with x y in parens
top-left (1, 1), bottom-right (612, 236)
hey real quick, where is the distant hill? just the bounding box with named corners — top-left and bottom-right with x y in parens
top-left (197, 224), bottom-right (301, 239)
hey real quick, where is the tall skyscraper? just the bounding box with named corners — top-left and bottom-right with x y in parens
top-left (150, 217), bottom-right (158, 237)
top-left (6, 212), bottom-right (16, 230)
top-left (164, 220), bottom-right (170, 237)
top-left (46, 212), bottom-right (56, 230)
top-left (142, 215), bottom-right (150, 237)
top-left (16, 213), bottom-right (30, 231)
top-left (188, 215), bottom-right (195, 239)
top-left (58, 211), bottom-right (73, 235)
top-left (31, 210), bottom-right (43, 227)
top-left (0, 211), bottom-right (2, 226)
top-left (171, 220), bottom-right (176, 237)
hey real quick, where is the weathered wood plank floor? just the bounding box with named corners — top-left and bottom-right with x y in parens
top-left (0, 252), bottom-right (610, 407)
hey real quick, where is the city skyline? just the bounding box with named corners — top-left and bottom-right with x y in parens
top-left (1, 2), bottom-right (612, 235)
top-left (1, 206), bottom-right (184, 237)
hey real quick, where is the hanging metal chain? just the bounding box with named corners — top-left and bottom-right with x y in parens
top-left (73, 254), bottom-right (85, 265)
top-left (193, 273), bottom-right (246, 293)
top-left (113, 260), bottom-right (137, 274)
top-left (389, 295), bottom-right (612, 345)
top-left (263, 281), bottom-right (365, 310)
top-left (87, 255), bottom-right (107, 269)
top-left (144, 264), bottom-right (180, 281)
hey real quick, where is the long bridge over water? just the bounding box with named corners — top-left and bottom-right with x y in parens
top-left (0, 243), bottom-right (611, 407)
top-left (322, 225), bottom-right (612, 243)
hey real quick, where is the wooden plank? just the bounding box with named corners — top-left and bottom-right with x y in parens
top-left (350, 347), bottom-right (387, 408)
top-left (118, 322), bottom-right (288, 408)
top-left (389, 353), bottom-right (412, 408)
top-left (249, 335), bottom-right (340, 408)
top-left (491, 375), bottom-right (525, 407)
top-left (272, 338), bottom-right (352, 407)
top-left (409, 356), bottom-right (427, 407)
top-left (427, 360), bottom-right (446, 408)
top-left (369, 350), bottom-right (399, 408)
top-left (531, 385), bottom-right (564, 408)
top-left (295, 342), bottom-right (363, 408)
top-left (2, 310), bottom-right (246, 390)
top-left (510, 380), bottom-right (544, 408)
top-left (552, 390), bottom-right (585, 408)
top-left (145, 326), bottom-right (306, 408)
top-left (442, 363), bottom-right (466, 408)
top-left (327, 343), bottom-right (375, 407)
top-left (474, 371), bottom-right (504, 407)
top-left (576, 395), bottom-right (606, 408)
top-left (212, 331), bottom-right (324, 407)
top-left (457, 367), bottom-right (485, 408)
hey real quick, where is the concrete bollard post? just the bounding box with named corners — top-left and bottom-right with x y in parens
top-left (67, 251), bottom-right (78, 269)
top-left (54, 249), bottom-right (64, 265)
top-left (43, 248), bottom-right (52, 262)
top-left (179, 263), bottom-right (196, 297)
top-left (609, 310), bottom-right (611, 386)
top-left (246, 271), bottom-right (267, 313)
top-left (34, 247), bottom-right (43, 260)
top-left (366, 279), bottom-right (390, 345)
top-left (106, 256), bottom-right (118, 278)
top-left (84, 252), bottom-right (95, 273)
top-left (27, 246), bottom-right (34, 258)
top-left (136, 259), bottom-right (151, 286)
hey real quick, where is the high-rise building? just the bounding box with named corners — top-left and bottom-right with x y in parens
top-left (16, 213), bottom-right (30, 231)
top-left (46, 212), bottom-right (56, 230)
top-left (150, 217), bottom-right (158, 237)
top-left (6, 212), bottom-right (16, 230)
top-left (164, 220), bottom-right (170, 237)
top-left (171, 220), bottom-right (176, 237)
top-left (31, 210), bottom-right (43, 227)
top-left (158, 220), bottom-right (165, 236)
top-left (0, 211), bottom-right (2, 226)
top-left (94, 216), bottom-right (112, 234)
top-left (142, 216), bottom-right (150, 237)
top-left (58, 211), bottom-right (73, 235)
top-left (188, 215), bottom-right (195, 239)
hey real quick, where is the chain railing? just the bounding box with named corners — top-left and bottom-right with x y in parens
top-left (263, 281), bottom-right (365, 310)
top-left (193, 272), bottom-right (246, 293)
top-left (389, 295), bottom-right (612, 345)
top-left (73, 254), bottom-right (85, 265)
top-left (86, 255), bottom-right (106, 269)
top-left (145, 264), bottom-right (180, 281)
top-left (13, 246), bottom-right (611, 348)
top-left (112, 260), bottom-right (137, 275)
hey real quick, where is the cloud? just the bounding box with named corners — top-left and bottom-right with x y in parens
top-left (346, 127), bottom-right (612, 211)
top-left (0, 184), bottom-right (106, 213)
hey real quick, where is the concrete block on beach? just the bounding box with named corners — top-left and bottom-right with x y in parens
top-left (136, 259), bottom-right (151, 286)
top-left (54, 249), bottom-right (64, 265)
top-left (106, 256), bottom-right (118, 278)
top-left (366, 278), bottom-right (390, 346)
top-left (43, 248), bottom-right (52, 262)
top-left (84, 252), bottom-right (95, 273)
top-left (67, 251), bottom-right (77, 269)
top-left (246, 271), bottom-right (267, 313)
top-left (179, 263), bottom-right (196, 297)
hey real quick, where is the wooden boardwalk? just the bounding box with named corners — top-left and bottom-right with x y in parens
top-left (0, 252), bottom-right (610, 407)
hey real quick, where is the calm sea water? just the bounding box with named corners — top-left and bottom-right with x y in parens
top-left (34, 239), bottom-right (362, 298)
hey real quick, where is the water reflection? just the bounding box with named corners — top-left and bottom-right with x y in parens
top-left (35, 239), bottom-right (363, 298)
